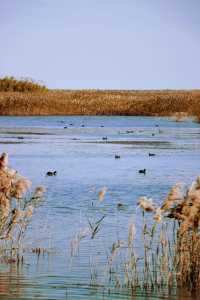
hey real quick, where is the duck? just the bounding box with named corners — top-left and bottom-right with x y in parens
top-left (126, 130), bottom-right (134, 134)
top-left (149, 153), bottom-right (156, 157)
top-left (117, 202), bottom-right (124, 209)
top-left (115, 154), bottom-right (120, 159)
top-left (46, 171), bottom-right (57, 176)
top-left (102, 136), bottom-right (108, 141)
top-left (138, 169), bottom-right (146, 174)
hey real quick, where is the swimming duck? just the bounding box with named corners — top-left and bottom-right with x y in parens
top-left (138, 169), bottom-right (146, 174)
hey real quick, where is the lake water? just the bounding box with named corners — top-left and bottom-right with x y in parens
top-left (0, 116), bottom-right (200, 300)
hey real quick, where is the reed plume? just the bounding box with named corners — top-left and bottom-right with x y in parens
top-left (84, 176), bottom-right (200, 291)
top-left (0, 152), bottom-right (45, 261)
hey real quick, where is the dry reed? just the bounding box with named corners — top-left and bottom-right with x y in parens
top-left (0, 89), bottom-right (200, 121)
top-left (0, 77), bottom-right (47, 92)
top-left (0, 152), bottom-right (45, 261)
top-left (70, 176), bottom-right (200, 292)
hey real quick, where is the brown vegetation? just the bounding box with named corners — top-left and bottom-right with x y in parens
top-left (0, 77), bottom-right (47, 93)
top-left (0, 79), bottom-right (200, 119)
top-left (71, 177), bottom-right (200, 291)
top-left (0, 152), bottom-right (45, 261)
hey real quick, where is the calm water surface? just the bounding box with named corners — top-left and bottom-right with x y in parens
top-left (0, 116), bottom-right (200, 300)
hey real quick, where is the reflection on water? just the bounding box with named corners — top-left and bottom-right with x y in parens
top-left (0, 116), bottom-right (200, 299)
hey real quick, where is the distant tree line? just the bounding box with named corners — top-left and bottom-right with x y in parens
top-left (0, 76), bottom-right (47, 92)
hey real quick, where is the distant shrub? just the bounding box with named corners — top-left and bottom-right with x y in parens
top-left (0, 76), bottom-right (47, 92)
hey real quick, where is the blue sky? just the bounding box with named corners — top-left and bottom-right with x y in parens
top-left (0, 0), bottom-right (199, 89)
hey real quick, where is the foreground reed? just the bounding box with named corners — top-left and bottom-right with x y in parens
top-left (70, 177), bottom-right (200, 292)
top-left (0, 152), bottom-right (45, 261)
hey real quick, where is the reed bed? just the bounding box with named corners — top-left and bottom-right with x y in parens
top-left (70, 177), bottom-right (200, 292)
top-left (0, 90), bottom-right (200, 120)
top-left (0, 77), bottom-right (47, 93)
top-left (0, 152), bottom-right (45, 262)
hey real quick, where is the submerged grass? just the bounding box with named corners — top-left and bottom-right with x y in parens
top-left (0, 89), bottom-right (200, 121)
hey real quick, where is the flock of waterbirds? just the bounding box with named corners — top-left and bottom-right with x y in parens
top-left (44, 120), bottom-right (159, 177)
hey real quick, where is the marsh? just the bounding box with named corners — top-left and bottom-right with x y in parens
top-left (0, 116), bottom-right (200, 300)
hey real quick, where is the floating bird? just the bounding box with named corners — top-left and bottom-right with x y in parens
top-left (126, 130), bottom-right (134, 134)
top-left (138, 169), bottom-right (146, 174)
top-left (115, 154), bottom-right (121, 159)
top-left (149, 153), bottom-right (156, 157)
top-left (102, 136), bottom-right (108, 140)
top-left (64, 126), bottom-right (68, 129)
top-left (46, 171), bottom-right (57, 176)
top-left (117, 202), bottom-right (124, 209)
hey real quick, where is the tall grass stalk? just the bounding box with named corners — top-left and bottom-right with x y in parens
top-left (0, 152), bottom-right (45, 261)
top-left (0, 89), bottom-right (200, 121)
top-left (70, 176), bottom-right (200, 292)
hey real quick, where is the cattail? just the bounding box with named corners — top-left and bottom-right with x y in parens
top-left (98, 187), bottom-right (107, 202)
top-left (128, 222), bottom-right (136, 247)
top-left (12, 178), bottom-right (32, 199)
top-left (0, 153), bottom-right (8, 169)
top-left (179, 221), bottom-right (190, 235)
top-left (195, 176), bottom-right (200, 189)
top-left (109, 240), bottom-right (125, 263)
top-left (137, 196), bottom-right (155, 212)
top-left (153, 208), bottom-right (162, 223)
top-left (161, 183), bottom-right (183, 211)
top-left (6, 168), bottom-right (17, 178)
top-left (70, 235), bottom-right (80, 256)
top-left (78, 227), bottom-right (90, 240)
top-left (12, 208), bottom-right (24, 223)
top-left (167, 272), bottom-right (173, 287)
top-left (0, 169), bottom-right (12, 194)
top-left (0, 193), bottom-right (10, 218)
top-left (187, 179), bottom-right (200, 198)
top-left (25, 205), bottom-right (34, 218)
top-left (33, 186), bottom-right (46, 198)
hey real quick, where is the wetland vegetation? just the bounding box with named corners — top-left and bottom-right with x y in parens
top-left (0, 77), bottom-right (200, 122)
top-left (0, 116), bottom-right (199, 299)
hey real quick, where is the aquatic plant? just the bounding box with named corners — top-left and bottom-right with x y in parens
top-left (0, 152), bottom-right (45, 261)
top-left (70, 176), bottom-right (200, 292)
top-left (0, 89), bottom-right (200, 122)
top-left (98, 186), bottom-right (107, 202)
top-left (0, 76), bottom-right (47, 92)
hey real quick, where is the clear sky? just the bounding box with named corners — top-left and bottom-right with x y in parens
top-left (0, 0), bottom-right (199, 89)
